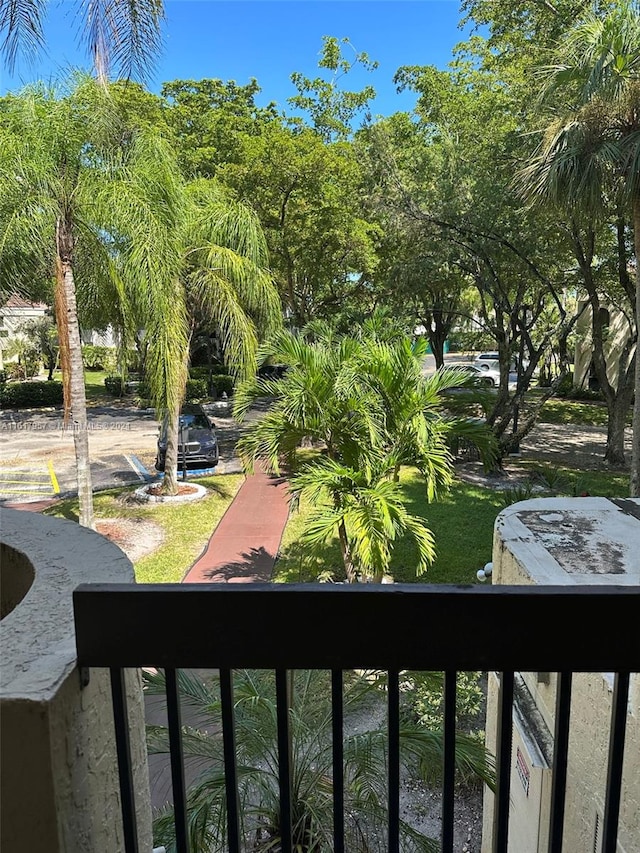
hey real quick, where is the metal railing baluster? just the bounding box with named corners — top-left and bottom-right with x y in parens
top-left (110, 667), bottom-right (139, 853)
top-left (388, 668), bottom-right (400, 853)
top-left (442, 669), bottom-right (457, 853)
top-left (493, 671), bottom-right (514, 853)
top-left (602, 672), bottom-right (630, 853)
top-left (548, 671), bottom-right (572, 853)
top-left (332, 669), bottom-right (345, 853)
top-left (165, 668), bottom-right (189, 853)
top-left (219, 668), bottom-right (241, 853)
top-left (275, 668), bottom-right (293, 853)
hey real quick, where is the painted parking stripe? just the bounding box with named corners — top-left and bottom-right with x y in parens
top-left (0, 464), bottom-right (58, 497)
top-left (0, 478), bottom-right (51, 486)
top-left (48, 460), bottom-right (60, 494)
top-left (126, 454), bottom-right (151, 481)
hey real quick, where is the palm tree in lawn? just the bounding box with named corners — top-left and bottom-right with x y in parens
top-left (234, 327), bottom-right (493, 582)
top-left (156, 179), bottom-right (281, 495)
top-left (0, 82), bottom-right (112, 528)
top-left (145, 668), bottom-right (495, 853)
top-left (518, 0), bottom-right (640, 493)
top-left (0, 80), bottom-right (186, 526)
top-left (0, 0), bottom-right (164, 82)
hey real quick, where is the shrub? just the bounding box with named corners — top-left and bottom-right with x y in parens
top-left (446, 329), bottom-right (495, 353)
top-left (209, 373), bottom-right (233, 396)
top-left (0, 369), bottom-right (7, 386)
top-left (185, 378), bottom-right (207, 400)
top-left (0, 380), bottom-right (63, 408)
top-left (104, 374), bottom-right (125, 396)
top-left (553, 372), bottom-right (574, 397)
top-left (405, 670), bottom-right (484, 735)
top-left (566, 386), bottom-right (605, 402)
top-left (82, 345), bottom-right (117, 371)
top-left (188, 368), bottom-right (234, 396)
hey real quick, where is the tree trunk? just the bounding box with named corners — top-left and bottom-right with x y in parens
top-left (630, 192), bottom-right (640, 496)
top-left (337, 517), bottom-right (358, 583)
top-left (161, 335), bottom-right (191, 496)
top-left (162, 397), bottom-right (182, 495)
top-left (605, 394), bottom-right (631, 466)
top-left (56, 219), bottom-right (94, 529)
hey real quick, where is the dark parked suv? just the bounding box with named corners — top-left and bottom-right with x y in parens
top-left (155, 403), bottom-right (219, 472)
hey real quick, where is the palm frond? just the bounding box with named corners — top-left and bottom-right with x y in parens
top-left (0, 0), bottom-right (47, 71)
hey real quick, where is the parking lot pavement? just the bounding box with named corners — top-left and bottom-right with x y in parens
top-left (0, 461), bottom-right (59, 501)
top-left (0, 401), bottom-right (253, 501)
top-left (0, 405), bottom-right (160, 500)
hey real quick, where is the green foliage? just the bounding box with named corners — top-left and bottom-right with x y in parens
top-left (236, 326), bottom-right (495, 581)
top-left (209, 373), bottom-right (233, 395)
top-left (446, 329), bottom-right (495, 353)
top-left (275, 473), bottom-right (502, 585)
top-left (145, 668), bottom-right (494, 853)
top-left (188, 367), bottom-right (234, 396)
top-left (185, 378), bottom-right (207, 400)
top-left (82, 345), bottom-right (116, 372)
top-left (406, 671), bottom-right (484, 736)
top-left (104, 374), bottom-right (125, 396)
top-left (288, 35), bottom-right (378, 141)
top-left (0, 380), bottom-right (63, 408)
top-left (497, 481), bottom-right (537, 508)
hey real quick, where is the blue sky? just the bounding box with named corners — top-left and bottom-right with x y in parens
top-left (1, 1), bottom-right (471, 117)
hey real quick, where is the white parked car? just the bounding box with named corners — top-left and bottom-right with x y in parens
top-left (471, 352), bottom-right (521, 388)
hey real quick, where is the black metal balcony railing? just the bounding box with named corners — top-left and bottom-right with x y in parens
top-left (73, 583), bottom-right (640, 853)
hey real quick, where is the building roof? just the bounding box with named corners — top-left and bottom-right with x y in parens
top-left (2, 294), bottom-right (48, 310)
top-left (495, 497), bottom-right (640, 583)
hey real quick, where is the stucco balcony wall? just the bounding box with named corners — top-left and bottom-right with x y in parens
top-left (0, 508), bottom-right (152, 853)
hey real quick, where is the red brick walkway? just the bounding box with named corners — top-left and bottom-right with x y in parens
top-left (182, 467), bottom-right (291, 583)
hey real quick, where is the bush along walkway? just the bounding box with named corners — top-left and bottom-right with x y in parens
top-left (182, 466), bottom-right (290, 583)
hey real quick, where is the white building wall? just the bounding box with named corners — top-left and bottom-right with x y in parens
top-left (482, 498), bottom-right (640, 853)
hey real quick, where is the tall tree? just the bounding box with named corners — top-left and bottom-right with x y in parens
top-left (518, 0), bottom-right (640, 491)
top-left (157, 179), bottom-right (282, 495)
top-left (0, 81), bottom-right (186, 524)
top-left (219, 121), bottom-right (380, 327)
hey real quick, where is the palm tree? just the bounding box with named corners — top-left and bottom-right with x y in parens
top-left (158, 180), bottom-right (281, 495)
top-left (0, 87), bottom-right (130, 527)
top-left (0, 0), bottom-right (164, 82)
top-left (145, 668), bottom-right (495, 853)
top-left (518, 0), bottom-right (640, 493)
top-left (234, 326), bottom-right (494, 581)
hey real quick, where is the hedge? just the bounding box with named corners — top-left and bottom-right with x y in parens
top-left (0, 381), bottom-right (63, 408)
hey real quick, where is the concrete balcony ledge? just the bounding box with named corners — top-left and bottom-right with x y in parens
top-left (1, 508), bottom-right (135, 700)
top-left (0, 507), bottom-right (152, 853)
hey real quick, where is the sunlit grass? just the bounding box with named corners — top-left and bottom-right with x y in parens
top-left (44, 474), bottom-right (244, 583)
top-left (274, 468), bottom-right (504, 585)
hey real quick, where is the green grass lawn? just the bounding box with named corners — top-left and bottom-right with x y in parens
top-left (514, 462), bottom-right (629, 498)
top-left (274, 469), bottom-right (504, 586)
top-left (52, 368), bottom-right (112, 403)
top-left (274, 460), bottom-right (631, 586)
top-left (44, 473), bottom-right (244, 583)
top-left (535, 396), bottom-right (632, 428)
